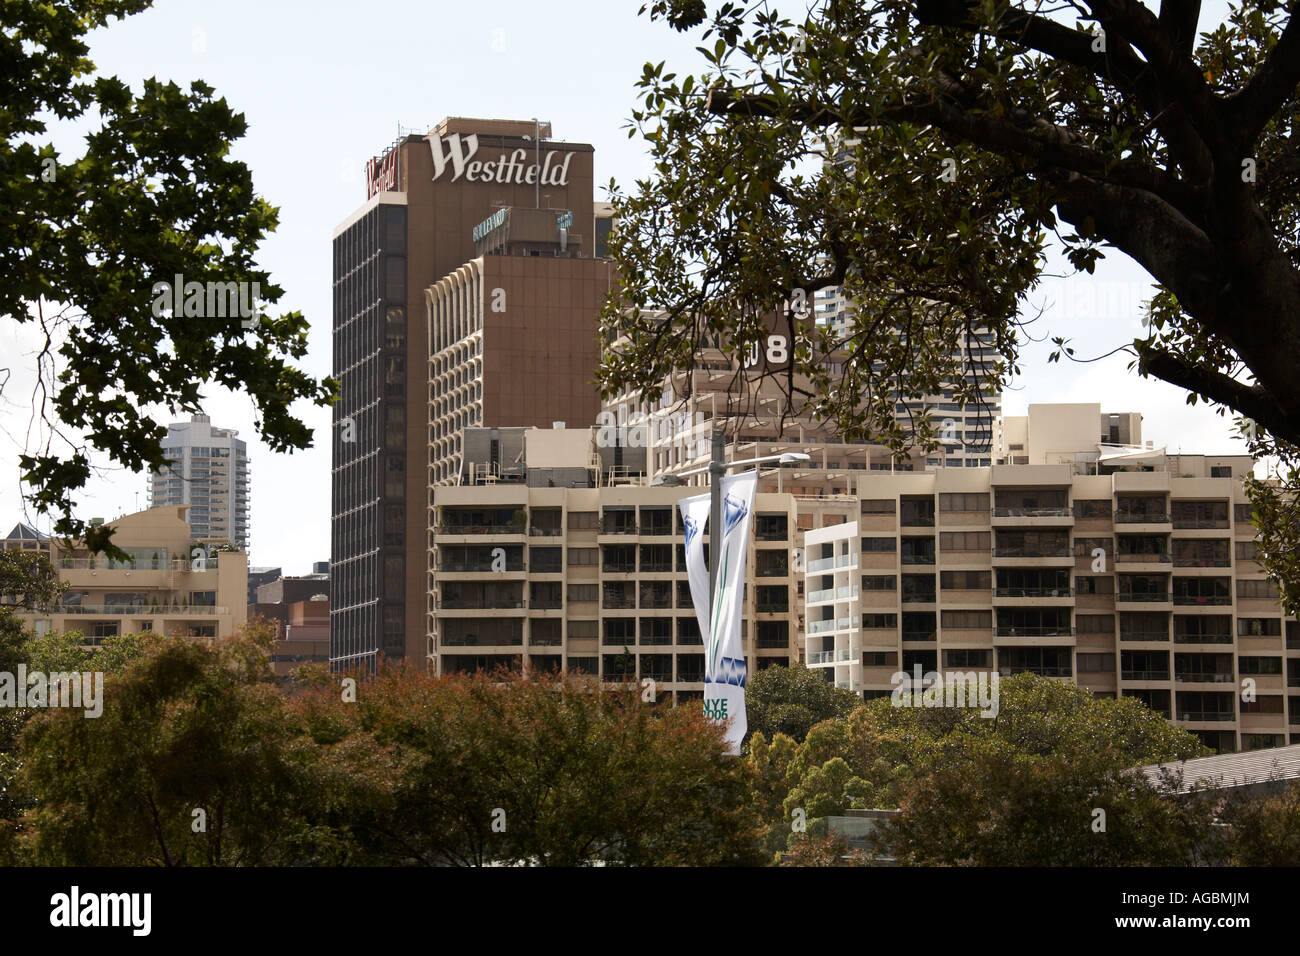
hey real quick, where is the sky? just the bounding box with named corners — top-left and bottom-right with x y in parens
top-left (0, 0), bottom-right (1250, 574)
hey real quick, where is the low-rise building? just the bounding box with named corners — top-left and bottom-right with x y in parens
top-left (1, 506), bottom-right (248, 645)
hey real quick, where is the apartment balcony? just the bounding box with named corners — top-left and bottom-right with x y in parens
top-left (1172, 595), bottom-right (1232, 607)
top-left (807, 585), bottom-right (858, 605)
top-left (1120, 630), bottom-right (1170, 642)
top-left (994, 625), bottom-right (1074, 638)
top-left (808, 648), bottom-right (853, 665)
top-left (1174, 673), bottom-right (1236, 685)
top-left (807, 554), bottom-right (857, 573)
top-left (1115, 553), bottom-right (1172, 570)
top-left (755, 601), bottom-right (790, 613)
top-left (991, 507), bottom-right (1074, 527)
top-left (1000, 665), bottom-right (1072, 678)
top-left (1116, 592), bottom-right (1172, 605)
top-left (1173, 632), bottom-right (1233, 645)
top-left (1175, 711), bottom-right (1236, 722)
top-left (993, 587), bottom-right (1073, 602)
top-left (438, 599), bottom-right (525, 611)
top-left (991, 548), bottom-right (1074, 567)
top-left (1121, 670), bottom-right (1171, 682)
top-left (57, 603), bottom-right (228, 616)
top-left (1113, 511), bottom-right (1170, 528)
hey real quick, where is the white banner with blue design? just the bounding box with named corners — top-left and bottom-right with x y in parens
top-left (706, 470), bottom-right (755, 753)
top-left (677, 492), bottom-right (712, 648)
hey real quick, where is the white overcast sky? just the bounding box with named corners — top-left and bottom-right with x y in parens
top-left (0, 0), bottom-right (1247, 573)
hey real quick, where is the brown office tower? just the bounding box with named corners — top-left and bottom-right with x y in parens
top-left (331, 118), bottom-right (615, 670)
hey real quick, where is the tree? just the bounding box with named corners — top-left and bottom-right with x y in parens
top-left (744, 663), bottom-right (860, 743)
top-left (1218, 781), bottom-right (1300, 864)
top-left (610, 0), bottom-right (1300, 598)
top-left (16, 621), bottom-right (326, 865)
top-left (319, 668), bottom-right (767, 866)
top-left (2, 0), bottom-right (335, 554)
top-left (757, 674), bottom-right (1213, 863)
top-left (889, 741), bottom-right (1225, 865)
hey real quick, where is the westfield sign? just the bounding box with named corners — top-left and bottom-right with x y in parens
top-left (427, 133), bottom-right (574, 187)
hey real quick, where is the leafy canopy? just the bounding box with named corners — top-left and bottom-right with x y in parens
top-left (2, 0), bottom-right (336, 554)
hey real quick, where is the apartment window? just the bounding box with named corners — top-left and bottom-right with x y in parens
top-left (568, 620), bottom-right (598, 639)
top-left (567, 656), bottom-right (598, 675)
top-left (1076, 614), bottom-right (1115, 634)
top-left (1075, 576), bottom-right (1114, 595)
top-left (943, 649), bottom-right (991, 668)
top-left (1235, 540), bottom-right (1261, 561)
top-left (1073, 499), bottom-right (1111, 519)
top-left (1078, 653), bottom-right (1116, 673)
top-left (939, 531), bottom-right (989, 551)
top-left (1075, 537), bottom-right (1112, 557)
top-left (860, 499), bottom-right (896, 514)
top-left (863, 651), bottom-right (899, 667)
top-left (1238, 618), bottom-right (1282, 637)
top-left (941, 610), bottom-right (991, 629)
top-left (861, 537), bottom-right (897, 553)
top-left (938, 492), bottom-right (989, 512)
top-left (862, 614), bottom-right (899, 629)
top-left (861, 575), bottom-right (897, 591)
top-left (567, 511), bottom-right (598, 530)
top-left (567, 584), bottom-right (598, 603)
top-left (603, 618), bottom-right (635, 644)
top-left (941, 570), bottom-right (990, 590)
top-left (1210, 466), bottom-right (1233, 478)
top-left (1237, 579), bottom-right (1278, 599)
top-left (1234, 503), bottom-right (1255, 524)
top-left (567, 548), bottom-right (598, 566)
top-left (1239, 656), bottom-right (1282, 675)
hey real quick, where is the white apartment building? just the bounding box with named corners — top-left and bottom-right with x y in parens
top-left (147, 413), bottom-right (250, 551)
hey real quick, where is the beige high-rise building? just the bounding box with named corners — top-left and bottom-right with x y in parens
top-left (804, 403), bottom-right (1295, 754)
top-left (428, 426), bottom-right (798, 693)
top-left (1, 506), bottom-right (248, 645)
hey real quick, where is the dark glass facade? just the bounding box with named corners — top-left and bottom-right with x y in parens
top-left (331, 202), bottom-right (408, 669)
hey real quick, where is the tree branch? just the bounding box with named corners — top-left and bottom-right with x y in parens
top-left (1224, 9), bottom-right (1300, 147)
top-left (1137, 344), bottom-right (1293, 441)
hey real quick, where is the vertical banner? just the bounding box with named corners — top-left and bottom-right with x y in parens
top-left (678, 493), bottom-right (712, 645)
top-left (706, 471), bottom-right (756, 754)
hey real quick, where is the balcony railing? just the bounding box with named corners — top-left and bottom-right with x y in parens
top-left (808, 650), bottom-right (836, 664)
top-left (902, 591), bottom-right (937, 603)
top-left (1172, 595), bottom-right (1232, 606)
top-left (1114, 511), bottom-right (1170, 524)
top-left (1177, 711), bottom-right (1235, 722)
top-left (1122, 670), bottom-right (1170, 681)
top-left (528, 526), bottom-right (563, 537)
top-left (437, 524), bottom-right (525, 535)
top-left (807, 554), bottom-right (855, 573)
top-left (1116, 553), bottom-right (1172, 563)
top-left (995, 625), bottom-right (1074, 637)
top-left (808, 620), bottom-right (840, 634)
top-left (58, 557), bottom-right (216, 571)
top-left (603, 563), bottom-right (636, 574)
top-left (755, 602), bottom-right (789, 613)
top-left (901, 630), bottom-right (936, 641)
top-left (1116, 593), bottom-right (1171, 603)
top-left (1172, 558), bottom-right (1231, 568)
top-left (1174, 632), bottom-right (1232, 644)
top-left (440, 599), bottom-right (524, 610)
top-left (1174, 673), bottom-right (1235, 683)
top-left (993, 546), bottom-right (1072, 558)
top-left (993, 507), bottom-right (1071, 517)
top-left (994, 587), bottom-right (1073, 598)
top-left (1003, 666), bottom-right (1072, 677)
top-left (1171, 517), bottom-right (1230, 530)
top-left (1120, 631), bottom-right (1169, 641)
top-left (601, 596), bottom-right (636, 609)
top-left (57, 603), bottom-right (227, 615)
top-left (640, 562), bottom-right (673, 573)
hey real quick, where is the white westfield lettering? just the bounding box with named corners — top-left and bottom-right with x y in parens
top-left (427, 133), bottom-right (574, 186)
